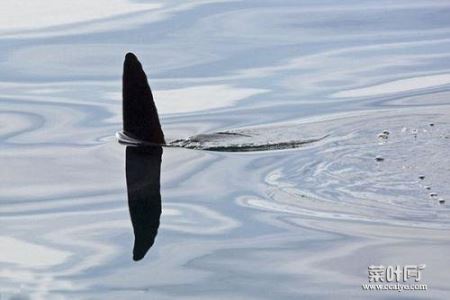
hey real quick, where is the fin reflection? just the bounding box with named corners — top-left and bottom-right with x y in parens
top-left (125, 145), bottom-right (162, 261)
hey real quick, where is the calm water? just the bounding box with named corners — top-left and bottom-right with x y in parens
top-left (2, 1), bottom-right (450, 299)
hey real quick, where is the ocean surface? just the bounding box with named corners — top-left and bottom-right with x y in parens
top-left (1, 0), bottom-right (450, 299)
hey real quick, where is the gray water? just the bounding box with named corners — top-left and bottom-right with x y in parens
top-left (1, 1), bottom-right (450, 299)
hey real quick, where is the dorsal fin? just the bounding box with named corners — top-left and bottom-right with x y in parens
top-left (122, 53), bottom-right (165, 144)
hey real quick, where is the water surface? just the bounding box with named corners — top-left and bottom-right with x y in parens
top-left (1, 1), bottom-right (450, 299)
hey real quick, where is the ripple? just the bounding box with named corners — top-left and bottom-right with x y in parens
top-left (333, 73), bottom-right (450, 98)
top-left (236, 107), bottom-right (450, 229)
top-left (0, 1), bottom-right (161, 34)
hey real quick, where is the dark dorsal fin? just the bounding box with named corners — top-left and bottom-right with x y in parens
top-left (122, 53), bottom-right (165, 144)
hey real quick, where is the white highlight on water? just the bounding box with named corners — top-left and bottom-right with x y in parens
top-left (333, 73), bottom-right (450, 98)
top-left (0, 0), bottom-right (161, 33)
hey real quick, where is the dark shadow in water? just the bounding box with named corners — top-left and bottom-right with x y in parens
top-left (125, 145), bottom-right (162, 261)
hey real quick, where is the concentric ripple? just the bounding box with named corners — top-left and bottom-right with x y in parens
top-left (238, 107), bottom-right (450, 229)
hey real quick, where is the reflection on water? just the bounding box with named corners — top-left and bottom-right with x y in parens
top-left (2, 0), bottom-right (450, 299)
top-left (125, 146), bottom-right (162, 261)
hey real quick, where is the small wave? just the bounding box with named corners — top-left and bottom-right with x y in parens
top-left (117, 130), bottom-right (328, 152)
top-left (169, 136), bottom-right (328, 152)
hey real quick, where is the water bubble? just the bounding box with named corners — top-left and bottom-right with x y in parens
top-left (418, 175), bottom-right (425, 180)
top-left (410, 128), bottom-right (418, 139)
top-left (377, 133), bottom-right (389, 142)
top-left (377, 130), bottom-right (390, 144)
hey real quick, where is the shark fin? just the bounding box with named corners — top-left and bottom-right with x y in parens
top-left (122, 52), bottom-right (165, 144)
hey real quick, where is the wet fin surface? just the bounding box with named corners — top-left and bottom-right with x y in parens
top-left (168, 133), bottom-right (328, 152)
top-left (122, 53), bottom-right (165, 144)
